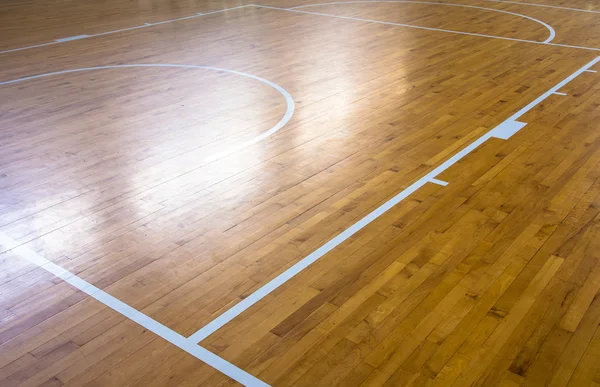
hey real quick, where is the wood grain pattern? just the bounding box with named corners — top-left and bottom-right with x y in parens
top-left (1, 0), bottom-right (600, 385)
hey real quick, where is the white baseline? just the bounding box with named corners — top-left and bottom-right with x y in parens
top-left (0, 233), bottom-right (269, 387)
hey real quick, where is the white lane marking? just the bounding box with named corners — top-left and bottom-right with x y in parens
top-left (430, 178), bottom-right (449, 186)
top-left (485, 0), bottom-right (600, 14)
top-left (55, 34), bottom-right (90, 43)
top-left (0, 64), bottom-right (294, 166)
top-left (93, 24), bottom-right (151, 36)
top-left (254, 4), bottom-right (600, 52)
top-left (0, 233), bottom-right (269, 387)
top-left (0, 41), bottom-right (61, 54)
top-left (0, 5), bottom-right (251, 55)
top-left (553, 91), bottom-right (567, 96)
top-left (291, 1), bottom-right (556, 43)
top-left (150, 14), bottom-right (207, 25)
top-left (188, 55), bottom-right (600, 344)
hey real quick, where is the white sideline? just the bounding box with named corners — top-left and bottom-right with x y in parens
top-left (0, 233), bottom-right (269, 386)
top-left (188, 55), bottom-right (600, 343)
top-left (55, 34), bottom-right (89, 43)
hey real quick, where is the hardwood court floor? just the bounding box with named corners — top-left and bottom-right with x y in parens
top-left (1, 0), bottom-right (600, 386)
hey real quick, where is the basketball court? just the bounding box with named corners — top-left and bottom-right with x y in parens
top-left (1, 0), bottom-right (600, 385)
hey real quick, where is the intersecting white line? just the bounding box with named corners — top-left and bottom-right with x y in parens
top-left (188, 55), bottom-right (600, 343)
top-left (0, 233), bottom-right (269, 386)
top-left (0, 5), bottom-right (252, 55)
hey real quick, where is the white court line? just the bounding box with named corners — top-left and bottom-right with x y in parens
top-left (93, 24), bottom-right (152, 37)
top-left (188, 55), bottom-right (600, 344)
top-left (0, 233), bottom-right (269, 387)
top-left (485, 0), bottom-right (600, 14)
top-left (0, 5), bottom-right (251, 55)
top-left (0, 64), bottom-right (295, 166)
top-left (55, 34), bottom-right (89, 43)
top-left (430, 178), bottom-right (449, 186)
top-left (291, 1), bottom-right (556, 43)
top-left (253, 4), bottom-right (600, 52)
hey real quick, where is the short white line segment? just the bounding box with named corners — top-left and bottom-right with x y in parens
top-left (188, 55), bottom-right (600, 344)
top-left (0, 233), bottom-right (269, 387)
top-left (553, 91), bottom-right (567, 96)
top-left (430, 178), bottom-right (449, 186)
top-left (55, 34), bottom-right (90, 42)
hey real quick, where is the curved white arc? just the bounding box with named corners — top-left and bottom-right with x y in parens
top-left (291, 0), bottom-right (555, 43)
top-left (0, 64), bottom-right (295, 164)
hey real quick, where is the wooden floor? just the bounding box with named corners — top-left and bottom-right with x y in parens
top-left (1, 0), bottom-right (600, 386)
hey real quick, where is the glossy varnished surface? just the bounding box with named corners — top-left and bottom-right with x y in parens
top-left (1, 0), bottom-right (600, 386)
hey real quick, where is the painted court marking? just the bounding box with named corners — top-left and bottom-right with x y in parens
top-left (254, 4), bottom-right (600, 52)
top-left (188, 55), bottom-right (600, 344)
top-left (55, 34), bottom-right (89, 43)
top-left (0, 233), bottom-right (269, 387)
top-left (430, 178), bottom-right (449, 186)
top-left (0, 4), bottom-right (252, 55)
top-left (3, 50), bottom-right (596, 380)
top-left (0, 64), bottom-right (295, 166)
top-left (292, 0), bottom-right (556, 43)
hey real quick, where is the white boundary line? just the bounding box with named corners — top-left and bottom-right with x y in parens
top-left (0, 5), bottom-right (251, 55)
top-left (188, 55), bottom-right (600, 343)
top-left (0, 64), bottom-right (295, 165)
top-left (253, 4), bottom-right (600, 52)
top-left (0, 233), bottom-right (269, 387)
top-left (485, 0), bottom-right (600, 14)
top-left (55, 34), bottom-right (89, 43)
top-left (291, 0), bottom-right (556, 43)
